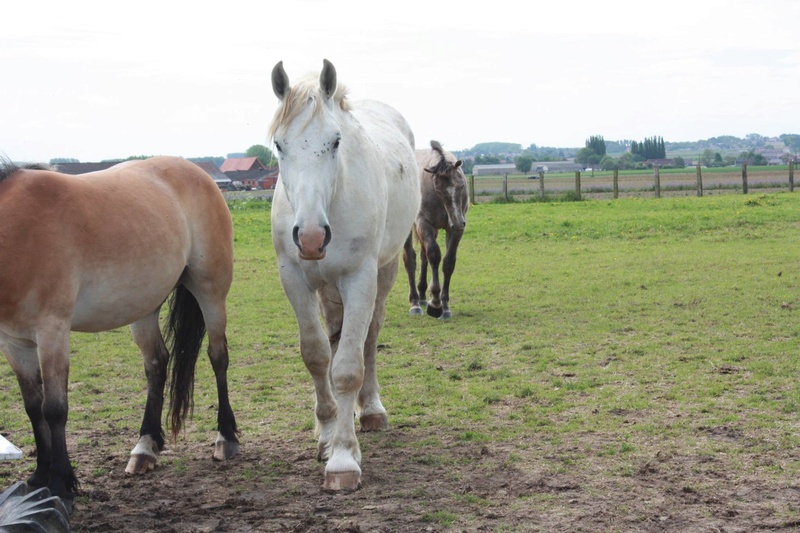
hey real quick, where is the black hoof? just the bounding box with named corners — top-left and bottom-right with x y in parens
top-left (426, 304), bottom-right (443, 318)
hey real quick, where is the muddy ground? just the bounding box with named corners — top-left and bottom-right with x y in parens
top-left (4, 421), bottom-right (791, 532)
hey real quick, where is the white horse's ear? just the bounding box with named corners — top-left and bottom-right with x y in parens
top-left (320, 59), bottom-right (337, 100)
top-left (272, 61), bottom-right (290, 101)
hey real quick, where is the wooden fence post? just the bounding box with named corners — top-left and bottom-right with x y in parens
top-left (696, 165), bottom-right (703, 197)
top-left (742, 163), bottom-right (748, 194)
top-left (613, 169), bottom-right (619, 199)
top-left (539, 171), bottom-right (545, 199)
top-left (790, 161), bottom-right (795, 192)
top-left (503, 173), bottom-right (508, 201)
top-left (575, 171), bottom-right (581, 200)
top-left (469, 174), bottom-right (475, 205)
top-left (654, 166), bottom-right (661, 198)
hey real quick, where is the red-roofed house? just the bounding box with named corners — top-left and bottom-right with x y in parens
top-left (220, 157), bottom-right (267, 172)
top-left (220, 157), bottom-right (278, 190)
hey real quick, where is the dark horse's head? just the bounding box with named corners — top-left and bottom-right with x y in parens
top-left (425, 140), bottom-right (468, 231)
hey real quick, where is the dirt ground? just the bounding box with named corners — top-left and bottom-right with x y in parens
top-left (8, 421), bottom-right (783, 532)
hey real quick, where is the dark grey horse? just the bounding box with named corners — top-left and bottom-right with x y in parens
top-left (403, 140), bottom-right (469, 319)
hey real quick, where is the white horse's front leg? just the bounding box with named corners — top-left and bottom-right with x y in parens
top-left (323, 266), bottom-right (378, 491)
top-left (279, 266), bottom-right (338, 461)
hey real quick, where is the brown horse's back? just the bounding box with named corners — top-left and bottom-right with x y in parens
top-left (0, 156), bottom-right (232, 334)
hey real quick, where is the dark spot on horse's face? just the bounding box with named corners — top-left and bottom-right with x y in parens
top-left (349, 236), bottom-right (367, 254)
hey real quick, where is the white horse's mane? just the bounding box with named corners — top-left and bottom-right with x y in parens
top-left (268, 73), bottom-right (351, 140)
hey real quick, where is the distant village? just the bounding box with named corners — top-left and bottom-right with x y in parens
top-left (55, 156), bottom-right (278, 192)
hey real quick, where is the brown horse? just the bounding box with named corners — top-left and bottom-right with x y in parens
top-left (403, 140), bottom-right (469, 320)
top-left (0, 156), bottom-right (240, 512)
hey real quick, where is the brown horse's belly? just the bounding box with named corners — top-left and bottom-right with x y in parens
top-left (70, 265), bottom-right (182, 333)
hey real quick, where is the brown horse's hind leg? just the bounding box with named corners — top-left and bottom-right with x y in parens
top-left (127, 311), bottom-right (168, 474)
top-left (187, 284), bottom-right (240, 462)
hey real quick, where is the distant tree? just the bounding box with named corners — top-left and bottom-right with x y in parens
top-left (699, 149), bottom-right (713, 167)
top-left (631, 136), bottom-right (666, 159)
top-left (585, 135), bottom-right (606, 157)
top-left (469, 142), bottom-right (523, 155)
top-left (780, 134), bottom-right (800, 156)
top-left (575, 147), bottom-right (601, 167)
top-left (474, 154), bottom-right (501, 165)
top-left (246, 144), bottom-right (276, 167)
top-left (673, 156), bottom-right (686, 168)
top-left (515, 155), bottom-right (533, 174)
top-left (49, 157), bottom-right (79, 164)
top-left (739, 151), bottom-right (767, 166)
top-left (599, 155), bottom-right (618, 171)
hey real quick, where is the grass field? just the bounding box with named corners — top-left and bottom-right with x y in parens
top-left (2, 192), bottom-right (800, 531)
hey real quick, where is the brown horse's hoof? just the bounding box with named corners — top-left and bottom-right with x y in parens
top-left (426, 304), bottom-right (443, 318)
top-left (125, 454), bottom-right (157, 475)
top-left (359, 413), bottom-right (389, 432)
top-left (323, 470), bottom-right (362, 492)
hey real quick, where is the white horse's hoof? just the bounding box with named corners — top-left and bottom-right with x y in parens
top-left (323, 470), bottom-right (362, 491)
top-left (359, 413), bottom-right (389, 432)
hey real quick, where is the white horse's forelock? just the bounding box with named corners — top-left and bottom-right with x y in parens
top-left (268, 73), bottom-right (350, 141)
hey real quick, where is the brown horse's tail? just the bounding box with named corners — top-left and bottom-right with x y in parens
top-left (165, 282), bottom-right (206, 440)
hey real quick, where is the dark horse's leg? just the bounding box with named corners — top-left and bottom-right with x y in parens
top-left (178, 280), bottom-right (240, 461)
top-left (438, 228), bottom-right (464, 320)
top-left (402, 232), bottom-right (422, 315)
top-left (417, 222), bottom-right (443, 318)
top-left (127, 310), bottom-right (169, 474)
top-left (7, 329), bottom-right (79, 513)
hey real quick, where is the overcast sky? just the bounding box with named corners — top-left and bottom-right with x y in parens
top-left (2, 0), bottom-right (797, 162)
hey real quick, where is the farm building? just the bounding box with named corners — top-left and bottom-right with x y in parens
top-left (54, 161), bottom-right (119, 174)
top-left (220, 156), bottom-right (278, 190)
top-left (472, 164), bottom-right (517, 176)
top-left (194, 161), bottom-right (232, 190)
top-left (536, 161), bottom-right (583, 173)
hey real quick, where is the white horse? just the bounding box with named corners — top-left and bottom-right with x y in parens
top-left (269, 60), bottom-right (421, 490)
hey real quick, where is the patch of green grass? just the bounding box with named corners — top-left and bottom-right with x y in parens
top-left (422, 510), bottom-right (459, 527)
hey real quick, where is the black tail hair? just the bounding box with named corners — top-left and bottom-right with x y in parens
top-left (165, 282), bottom-right (206, 439)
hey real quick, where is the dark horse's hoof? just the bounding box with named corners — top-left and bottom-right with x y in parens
top-left (440, 309), bottom-right (452, 320)
top-left (426, 304), bottom-right (444, 318)
top-left (409, 306), bottom-right (423, 316)
top-left (0, 481), bottom-right (71, 531)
